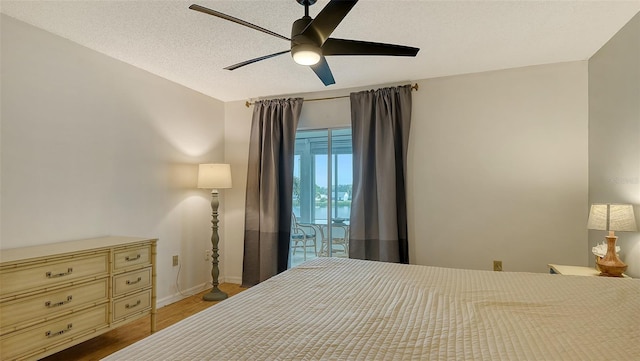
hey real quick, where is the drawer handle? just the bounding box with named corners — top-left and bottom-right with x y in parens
top-left (125, 254), bottom-right (141, 262)
top-left (126, 277), bottom-right (142, 285)
top-left (45, 323), bottom-right (73, 338)
top-left (45, 295), bottom-right (73, 308)
top-left (46, 268), bottom-right (73, 278)
top-left (125, 300), bottom-right (141, 309)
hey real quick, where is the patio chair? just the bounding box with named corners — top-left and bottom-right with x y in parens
top-left (319, 223), bottom-right (349, 257)
top-left (290, 213), bottom-right (318, 260)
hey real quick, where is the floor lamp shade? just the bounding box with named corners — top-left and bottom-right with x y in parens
top-left (587, 204), bottom-right (637, 277)
top-left (197, 164), bottom-right (232, 190)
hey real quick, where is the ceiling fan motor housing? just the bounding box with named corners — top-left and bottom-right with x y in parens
top-left (291, 16), bottom-right (322, 65)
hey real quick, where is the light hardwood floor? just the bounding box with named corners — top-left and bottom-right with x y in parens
top-left (41, 283), bottom-right (246, 361)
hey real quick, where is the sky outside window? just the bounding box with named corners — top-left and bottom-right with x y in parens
top-left (314, 155), bottom-right (353, 188)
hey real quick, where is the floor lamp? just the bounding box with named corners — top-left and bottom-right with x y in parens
top-left (198, 163), bottom-right (232, 301)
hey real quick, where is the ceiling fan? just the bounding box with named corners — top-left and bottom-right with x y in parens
top-left (189, 0), bottom-right (420, 86)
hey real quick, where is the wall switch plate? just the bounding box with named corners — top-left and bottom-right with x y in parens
top-left (172, 255), bottom-right (179, 267)
top-left (493, 260), bottom-right (502, 272)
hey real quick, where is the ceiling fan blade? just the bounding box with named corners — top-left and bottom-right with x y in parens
top-left (322, 38), bottom-right (420, 57)
top-left (301, 0), bottom-right (358, 45)
top-left (310, 56), bottom-right (335, 86)
top-left (224, 50), bottom-right (291, 70)
top-left (189, 4), bottom-right (290, 42)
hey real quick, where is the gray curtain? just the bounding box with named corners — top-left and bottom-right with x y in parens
top-left (242, 98), bottom-right (303, 287)
top-left (349, 85), bottom-right (412, 263)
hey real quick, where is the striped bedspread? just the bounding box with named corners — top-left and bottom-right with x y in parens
top-left (104, 258), bottom-right (640, 360)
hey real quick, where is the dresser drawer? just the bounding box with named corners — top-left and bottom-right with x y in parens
top-left (0, 303), bottom-right (108, 360)
top-left (0, 253), bottom-right (109, 297)
top-left (0, 278), bottom-right (109, 335)
top-left (113, 267), bottom-right (152, 297)
top-left (114, 245), bottom-right (151, 271)
top-left (113, 289), bottom-right (152, 321)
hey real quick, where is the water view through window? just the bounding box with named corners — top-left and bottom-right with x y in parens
top-left (290, 128), bottom-right (352, 268)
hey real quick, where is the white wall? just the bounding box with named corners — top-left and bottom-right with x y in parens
top-left (221, 63), bottom-right (589, 282)
top-left (409, 62), bottom-right (589, 272)
top-left (588, 12), bottom-right (640, 278)
top-left (222, 101), bottom-right (253, 284)
top-left (1, 15), bottom-right (226, 305)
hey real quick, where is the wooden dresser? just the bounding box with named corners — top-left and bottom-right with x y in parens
top-left (0, 236), bottom-right (157, 361)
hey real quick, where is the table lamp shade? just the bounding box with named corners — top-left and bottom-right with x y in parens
top-left (197, 164), bottom-right (232, 189)
top-left (587, 204), bottom-right (637, 232)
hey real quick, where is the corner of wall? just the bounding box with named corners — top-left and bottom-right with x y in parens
top-left (588, 12), bottom-right (640, 277)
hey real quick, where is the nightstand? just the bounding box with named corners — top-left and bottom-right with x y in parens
top-left (548, 264), bottom-right (630, 278)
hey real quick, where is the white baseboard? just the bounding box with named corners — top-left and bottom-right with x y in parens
top-left (223, 276), bottom-right (243, 285)
top-left (156, 278), bottom-right (243, 308)
top-left (156, 283), bottom-right (208, 308)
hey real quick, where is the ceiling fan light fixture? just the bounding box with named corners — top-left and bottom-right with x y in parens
top-left (291, 44), bottom-right (321, 65)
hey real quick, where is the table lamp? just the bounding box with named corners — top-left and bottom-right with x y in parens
top-left (587, 204), bottom-right (637, 277)
top-left (198, 164), bottom-right (232, 301)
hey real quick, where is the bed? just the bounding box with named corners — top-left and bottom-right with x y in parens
top-left (103, 258), bottom-right (639, 360)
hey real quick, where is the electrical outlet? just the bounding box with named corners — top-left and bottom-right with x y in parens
top-left (493, 260), bottom-right (502, 272)
top-left (204, 249), bottom-right (212, 262)
top-left (172, 255), bottom-right (179, 267)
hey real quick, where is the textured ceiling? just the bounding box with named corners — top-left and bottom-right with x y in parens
top-left (2, 1), bottom-right (639, 102)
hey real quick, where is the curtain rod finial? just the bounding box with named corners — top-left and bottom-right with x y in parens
top-left (245, 101), bottom-right (251, 108)
top-left (411, 83), bottom-right (419, 91)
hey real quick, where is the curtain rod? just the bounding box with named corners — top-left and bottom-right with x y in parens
top-left (245, 83), bottom-right (419, 108)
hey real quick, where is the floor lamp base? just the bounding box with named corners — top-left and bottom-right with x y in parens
top-left (203, 287), bottom-right (228, 301)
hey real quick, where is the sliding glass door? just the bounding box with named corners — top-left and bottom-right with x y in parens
top-left (291, 128), bottom-right (352, 267)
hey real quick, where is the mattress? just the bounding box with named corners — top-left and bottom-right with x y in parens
top-left (104, 258), bottom-right (640, 360)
